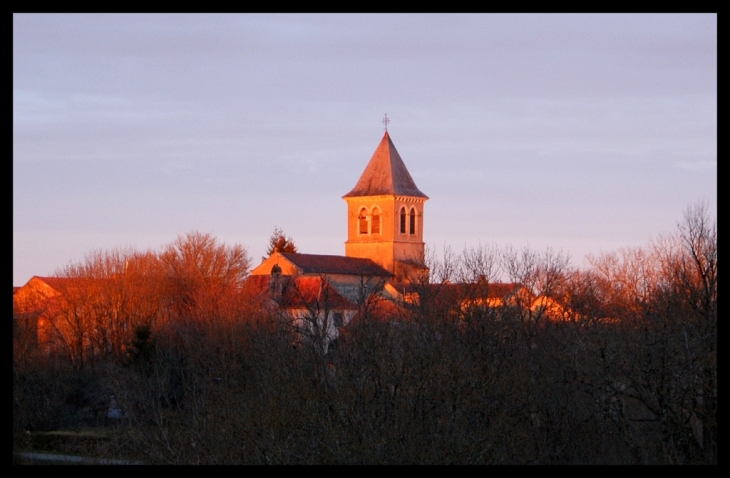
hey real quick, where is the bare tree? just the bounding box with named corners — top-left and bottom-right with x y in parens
top-left (575, 202), bottom-right (717, 464)
top-left (160, 231), bottom-right (251, 324)
top-left (672, 201), bottom-right (717, 322)
top-left (500, 246), bottom-right (571, 327)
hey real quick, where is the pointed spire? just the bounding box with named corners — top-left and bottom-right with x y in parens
top-left (343, 132), bottom-right (428, 199)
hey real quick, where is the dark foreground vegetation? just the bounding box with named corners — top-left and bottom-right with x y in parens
top-left (14, 204), bottom-right (716, 464)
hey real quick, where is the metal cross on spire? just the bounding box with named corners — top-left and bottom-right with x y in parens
top-left (382, 113), bottom-right (390, 132)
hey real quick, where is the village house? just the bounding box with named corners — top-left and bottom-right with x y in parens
top-left (13, 276), bottom-right (72, 354)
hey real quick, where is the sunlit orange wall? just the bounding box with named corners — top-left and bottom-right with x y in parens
top-left (344, 195), bottom-right (426, 273)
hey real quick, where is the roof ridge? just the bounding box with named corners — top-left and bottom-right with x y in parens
top-left (279, 253), bottom-right (392, 276)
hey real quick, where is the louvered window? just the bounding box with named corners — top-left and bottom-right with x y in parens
top-left (400, 207), bottom-right (406, 234)
top-left (359, 208), bottom-right (368, 234)
top-left (409, 208), bottom-right (416, 235)
top-left (371, 209), bottom-right (380, 234)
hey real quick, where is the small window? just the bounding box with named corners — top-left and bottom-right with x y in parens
top-left (371, 209), bottom-right (380, 234)
top-left (409, 208), bottom-right (416, 235)
top-left (400, 207), bottom-right (406, 234)
top-left (359, 208), bottom-right (368, 234)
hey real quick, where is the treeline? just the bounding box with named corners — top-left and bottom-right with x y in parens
top-left (13, 204), bottom-right (716, 464)
top-left (13, 231), bottom-right (253, 370)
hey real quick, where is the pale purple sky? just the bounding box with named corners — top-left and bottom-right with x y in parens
top-left (13, 14), bottom-right (716, 286)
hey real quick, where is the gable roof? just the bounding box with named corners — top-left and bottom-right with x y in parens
top-left (246, 275), bottom-right (358, 310)
top-left (280, 253), bottom-right (392, 277)
top-left (31, 276), bottom-right (73, 292)
top-left (343, 131), bottom-right (428, 199)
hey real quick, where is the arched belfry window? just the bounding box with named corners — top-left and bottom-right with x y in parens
top-left (400, 207), bottom-right (407, 234)
top-left (409, 208), bottom-right (416, 235)
top-left (359, 208), bottom-right (368, 235)
top-left (371, 208), bottom-right (381, 234)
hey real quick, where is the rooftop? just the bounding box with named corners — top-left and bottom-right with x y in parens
top-left (281, 253), bottom-right (392, 277)
top-left (343, 131), bottom-right (428, 199)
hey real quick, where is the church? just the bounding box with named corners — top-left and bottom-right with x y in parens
top-left (247, 126), bottom-right (567, 342)
top-left (247, 128), bottom-right (432, 337)
top-left (251, 129), bottom-right (428, 280)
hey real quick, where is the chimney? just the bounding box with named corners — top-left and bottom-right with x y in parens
top-left (269, 264), bottom-right (284, 303)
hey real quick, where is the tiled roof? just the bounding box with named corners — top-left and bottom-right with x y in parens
top-left (245, 275), bottom-right (357, 310)
top-left (281, 277), bottom-right (357, 310)
top-left (32, 276), bottom-right (76, 292)
top-left (281, 253), bottom-right (392, 277)
top-left (242, 275), bottom-right (272, 298)
top-left (391, 282), bottom-right (525, 299)
top-left (347, 298), bottom-right (404, 325)
top-left (343, 131), bottom-right (428, 199)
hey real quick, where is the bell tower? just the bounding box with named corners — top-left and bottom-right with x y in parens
top-left (343, 131), bottom-right (428, 282)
